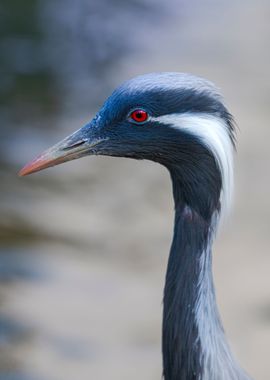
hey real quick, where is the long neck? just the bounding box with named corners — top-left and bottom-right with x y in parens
top-left (162, 173), bottom-right (249, 380)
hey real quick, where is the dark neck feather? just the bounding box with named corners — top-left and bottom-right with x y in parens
top-left (162, 167), bottom-right (250, 380)
top-left (162, 202), bottom-right (212, 380)
top-left (162, 160), bottom-right (220, 380)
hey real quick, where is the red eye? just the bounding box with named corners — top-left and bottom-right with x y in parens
top-left (130, 109), bottom-right (148, 123)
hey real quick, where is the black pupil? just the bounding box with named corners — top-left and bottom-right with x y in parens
top-left (136, 112), bottom-right (143, 119)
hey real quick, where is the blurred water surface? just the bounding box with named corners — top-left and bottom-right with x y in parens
top-left (1, 1), bottom-right (270, 379)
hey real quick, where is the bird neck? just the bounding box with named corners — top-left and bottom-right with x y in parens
top-left (162, 174), bottom-right (245, 380)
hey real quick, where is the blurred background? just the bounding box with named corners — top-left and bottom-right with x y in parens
top-left (0, 0), bottom-right (269, 379)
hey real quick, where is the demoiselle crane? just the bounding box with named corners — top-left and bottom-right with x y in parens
top-left (20, 73), bottom-right (252, 380)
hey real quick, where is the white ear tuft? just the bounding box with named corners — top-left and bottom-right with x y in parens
top-left (151, 113), bottom-right (234, 219)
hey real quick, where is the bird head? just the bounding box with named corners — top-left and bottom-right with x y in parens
top-left (19, 72), bottom-right (235, 218)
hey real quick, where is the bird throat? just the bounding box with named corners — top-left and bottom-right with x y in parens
top-left (162, 171), bottom-right (235, 380)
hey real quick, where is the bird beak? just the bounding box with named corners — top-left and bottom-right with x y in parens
top-left (19, 125), bottom-right (104, 176)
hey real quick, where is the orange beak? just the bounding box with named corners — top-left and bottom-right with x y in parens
top-left (19, 126), bottom-right (104, 176)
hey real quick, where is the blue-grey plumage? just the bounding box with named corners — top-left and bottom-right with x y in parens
top-left (19, 73), bottom-right (252, 380)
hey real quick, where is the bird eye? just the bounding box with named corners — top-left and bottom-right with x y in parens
top-left (129, 109), bottom-right (148, 123)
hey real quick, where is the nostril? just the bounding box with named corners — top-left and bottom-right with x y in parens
top-left (62, 140), bottom-right (87, 151)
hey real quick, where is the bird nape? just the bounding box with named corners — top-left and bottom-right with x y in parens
top-left (19, 72), bottom-right (252, 380)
